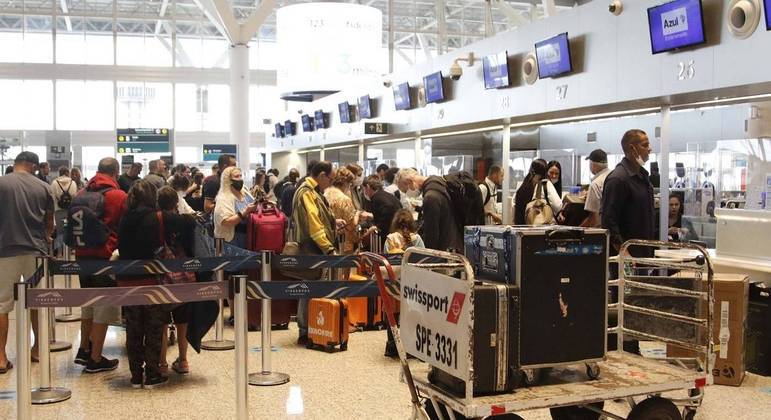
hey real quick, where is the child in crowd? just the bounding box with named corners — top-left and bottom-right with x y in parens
top-left (384, 209), bottom-right (424, 253)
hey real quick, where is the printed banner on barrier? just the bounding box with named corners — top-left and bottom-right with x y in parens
top-left (26, 281), bottom-right (229, 308)
top-left (49, 256), bottom-right (261, 276)
top-left (399, 264), bottom-right (472, 381)
top-left (246, 280), bottom-right (391, 300)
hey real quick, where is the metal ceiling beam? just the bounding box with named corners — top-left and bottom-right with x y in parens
top-left (238, 0), bottom-right (275, 43)
top-left (192, 0), bottom-right (233, 42)
top-left (541, 0), bottom-right (557, 17)
top-left (491, 0), bottom-right (529, 27)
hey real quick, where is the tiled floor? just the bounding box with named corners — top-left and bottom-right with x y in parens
top-left (2, 278), bottom-right (771, 419)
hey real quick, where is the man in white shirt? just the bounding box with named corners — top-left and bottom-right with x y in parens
top-left (479, 165), bottom-right (503, 224)
top-left (582, 149), bottom-right (610, 227)
top-left (51, 166), bottom-right (78, 234)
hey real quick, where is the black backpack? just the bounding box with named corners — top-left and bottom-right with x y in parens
top-left (479, 181), bottom-right (495, 207)
top-left (55, 180), bottom-right (73, 209)
top-left (444, 171), bottom-right (484, 228)
top-left (65, 187), bottom-right (113, 248)
top-left (280, 182), bottom-right (298, 214)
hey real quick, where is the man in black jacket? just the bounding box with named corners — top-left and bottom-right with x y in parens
top-left (396, 168), bottom-right (462, 252)
top-left (363, 175), bottom-right (402, 248)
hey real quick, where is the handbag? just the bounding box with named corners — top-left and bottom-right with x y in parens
top-left (525, 180), bottom-right (555, 225)
top-left (155, 211), bottom-right (197, 285)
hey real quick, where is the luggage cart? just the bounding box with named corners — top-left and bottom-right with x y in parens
top-left (365, 241), bottom-right (714, 420)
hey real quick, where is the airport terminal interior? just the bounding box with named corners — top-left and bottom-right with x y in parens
top-left (2, 0), bottom-right (771, 419)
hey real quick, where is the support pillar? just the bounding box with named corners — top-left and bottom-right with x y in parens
top-left (502, 121), bottom-right (512, 225)
top-left (659, 106), bottom-right (671, 242)
top-left (230, 43), bottom-right (251, 178)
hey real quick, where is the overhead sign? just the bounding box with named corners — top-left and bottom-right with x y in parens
top-left (400, 263), bottom-right (472, 381)
top-left (364, 122), bottom-right (389, 135)
top-left (203, 144), bottom-right (237, 162)
top-left (116, 128), bottom-right (170, 154)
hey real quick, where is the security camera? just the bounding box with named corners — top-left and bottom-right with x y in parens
top-left (296, 109), bottom-right (303, 114)
top-left (608, 0), bottom-right (623, 15)
top-left (450, 52), bottom-right (475, 81)
top-left (449, 62), bottom-right (463, 81)
top-left (383, 80), bottom-right (392, 88)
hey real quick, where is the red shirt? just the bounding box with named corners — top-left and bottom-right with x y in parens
top-left (74, 173), bottom-right (128, 260)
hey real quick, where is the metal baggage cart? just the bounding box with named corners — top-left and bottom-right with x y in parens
top-left (364, 240), bottom-right (714, 420)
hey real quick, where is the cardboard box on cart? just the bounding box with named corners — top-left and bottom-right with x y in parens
top-left (667, 273), bottom-right (749, 386)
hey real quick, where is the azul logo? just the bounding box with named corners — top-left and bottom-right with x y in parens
top-left (279, 257), bottom-right (299, 267)
top-left (59, 262), bottom-right (81, 274)
top-left (661, 7), bottom-right (688, 37)
top-left (538, 43), bottom-right (562, 65)
top-left (284, 283), bottom-right (310, 297)
top-left (446, 292), bottom-right (466, 324)
top-left (182, 259), bottom-right (203, 271)
top-left (196, 285), bottom-right (223, 298)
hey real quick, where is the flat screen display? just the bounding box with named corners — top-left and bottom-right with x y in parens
top-left (274, 123), bottom-right (284, 138)
top-left (535, 33), bottom-right (573, 78)
top-left (358, 95), bottom-right (372, 119)
top-left (314, 110), bottom-right (326, 129)
top-left (116, 128), bottom-right (171, 153)
top-left (765, 0), bottom-right (770, 30)
top-left (483, 51), bottom-right (510, 89)
top-left (393, 83), bottom-right (411, 111)
top-left (423, 71), bottom-right (445, 103)
top-left (301, 114), bottom-right (313, 132)
top-left (284, 120), bottom-right (296, 136)
top-left (647, 0), bottom-right (706, 54)
top-left (339, 102), bottom-right (351, 123)
top-left (203, 144), bottom-right (237, 162)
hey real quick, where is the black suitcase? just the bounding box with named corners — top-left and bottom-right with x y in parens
top-left (746, 282), bottom-right (771, 376)
top-left (428, 280), bottom-right (520, 396)
top-left (464, 225), bottom-right (608, 368)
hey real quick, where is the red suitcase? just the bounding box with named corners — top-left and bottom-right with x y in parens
top-left (247, 267), bottom-right (296, 330)
top-left (246, 204), bottom-right (287, 253)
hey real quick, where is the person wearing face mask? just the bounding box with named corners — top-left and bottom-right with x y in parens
top-left (345, 163), bottom-right (367, 211)
top-left (601, 129), bottom-right (656, 257)
top-left (213, 166), bottom-right (257, 249)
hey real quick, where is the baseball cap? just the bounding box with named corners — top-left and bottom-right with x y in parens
top-left (14, 151), bottom-right (40, 166)
top-left (585, 149), bottom-right (607, 164)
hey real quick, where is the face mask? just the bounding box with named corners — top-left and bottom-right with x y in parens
top-left (231, 180), bottom-right (244, 191)
top-left (406, 188), bottom-right (421, 198)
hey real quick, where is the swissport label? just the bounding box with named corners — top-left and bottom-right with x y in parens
top-left (400, 263), bottom-right (472, 381)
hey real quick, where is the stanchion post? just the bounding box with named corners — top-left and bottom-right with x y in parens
top-left (31, 256), bottom-right (71, 404)
top-left (249, 252), bottom-right (289, 386)
top-left (16, 280), bottom-right (32, 420)
top-left (233, 275), bottom-right (249, 420)
top-left (202, 238), bottom-right (235, 351)
top-left (56, 241), bottom-right (79, 322)
top-left (46, 246), bottom-right (71, 351)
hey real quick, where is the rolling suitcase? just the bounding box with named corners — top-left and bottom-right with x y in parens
top-left (428, 280), bottom-right (520, 396)
top-left (307, 298), bottom-right (350, 352)
top-left (347, 273), bottom-right (383, 330)
top-left (247, 267), bottom-right (296, 331)
top-left (464, 225), bottom-right (607, 369)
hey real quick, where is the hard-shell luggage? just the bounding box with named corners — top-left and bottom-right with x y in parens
top-left (464, 225), bottom-right (608, 368)
top-left (746, 282), bottom-right (771, 376)
top-left (307, 298), bottom-right (349, 352)
top-left (246, 204), bottom-right (287, 253)
top-left (246, 266), bottom-right (296, 331)
top-left (347, 273), bottom-right (383, 330)
top-left (428, 280), bottom-right (521, 396)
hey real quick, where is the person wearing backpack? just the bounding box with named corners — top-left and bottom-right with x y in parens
top-left (68, 157), bottom-right (127, 373)
top-left (514, 159), bottom-right (562, 225)
top-left (51, 166), bottom-right (77, 236)
top-left (479, 165), bottom-right (503, 225)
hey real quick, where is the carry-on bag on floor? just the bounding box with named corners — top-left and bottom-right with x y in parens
top-left (246, 203), bottom-right (287, 253)
top-left (307, 298), bottom-right (349, 352)
top-left (248, 299), bottom-right (293, 330)
top-left (428, 280), bottom-right (521, 396)
top-left (347, 272), bottom-right (383, 330)
top-left (464, 225), bottom-right (608, 369)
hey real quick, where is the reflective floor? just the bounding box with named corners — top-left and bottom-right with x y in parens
top-left (1, 277), bottom-right (771, 419)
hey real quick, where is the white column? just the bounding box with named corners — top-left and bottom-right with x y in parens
top-left (230, 43), bottom-right (251, 178)
top-left (358, 143), bottom-right (365, 164)
top-left (659, 106), bottom-right (671, 242)
top-left (501, 121), bottom-right (511, 225)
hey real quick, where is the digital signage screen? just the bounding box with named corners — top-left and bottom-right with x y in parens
top-left (423, 71), bottom-right (444, 103)
top-left (483, 51), bottom-right (510, 89)
top-left (339, 102), bottom-right (351, 123)
top-left (535, 33), bottom-right (573, 79)
top-left (301, 114), bottom-right (313, 132)
top-left (764, 0), bottom-right (770, 30)
top-left (358, 95), bottom-right (372, 119)
top-left (314, 110), bottom-right (326, 129)
top-left (284, 120), bottom-right (296, 136)
top-left (274, 123), bottom-right (284, 138)
top-left (393, 83), bottom-right (411, 111)
top-left (203, 144), bottom-right (237, 162)
top-left (116, 128), bottom-right (170, 154)
top-left (647, 0), bottom-right (706, 54)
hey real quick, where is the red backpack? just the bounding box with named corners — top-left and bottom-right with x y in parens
top-left (246, 203), bottom-right (287, 253)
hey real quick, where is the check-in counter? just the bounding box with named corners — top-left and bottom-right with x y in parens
top-left (712, 209), bottom-right (771, 286)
